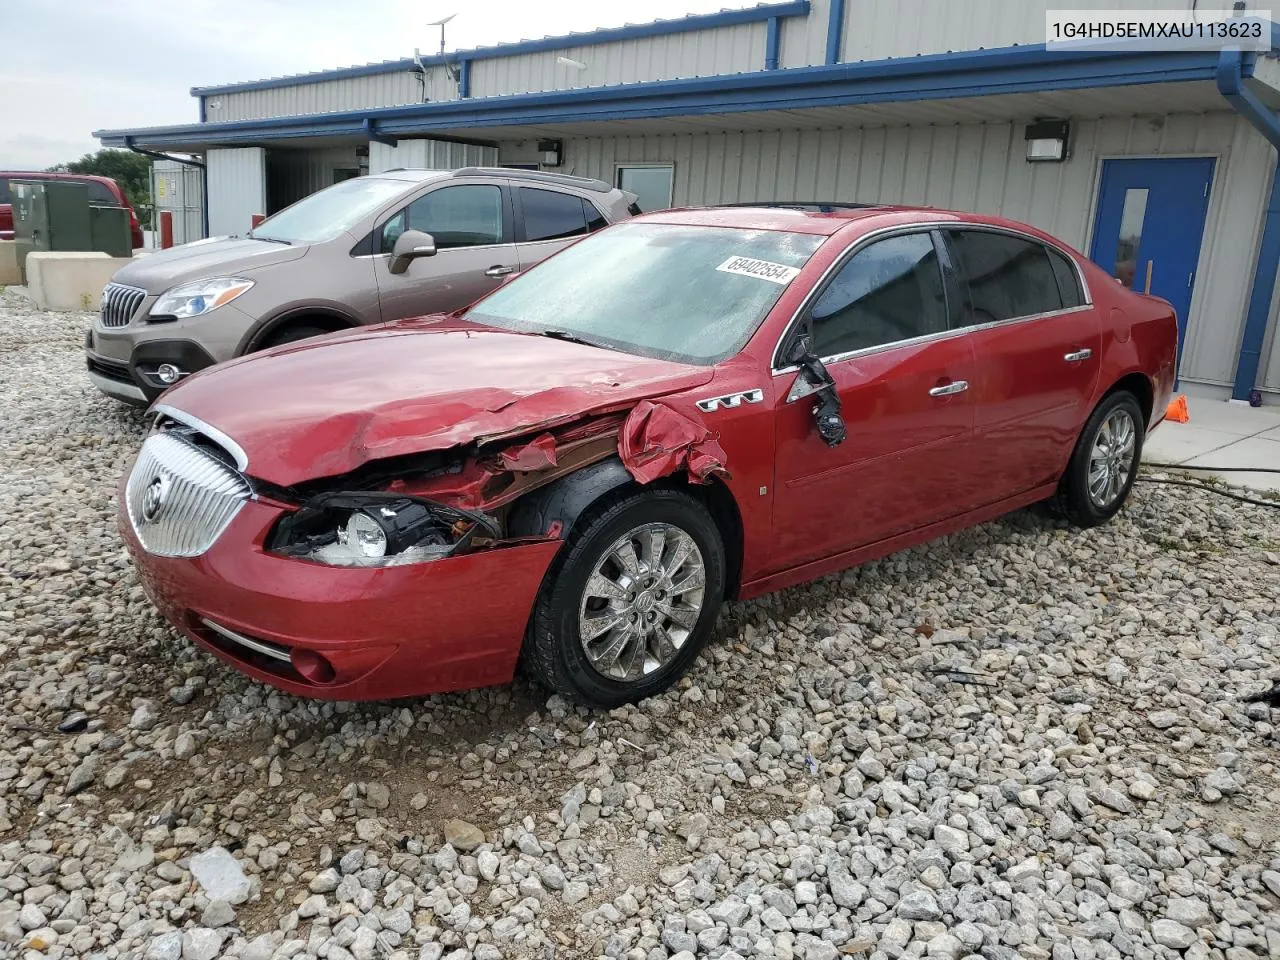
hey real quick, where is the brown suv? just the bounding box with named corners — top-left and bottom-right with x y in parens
top-left (85, 167), bottom-right (638, 404)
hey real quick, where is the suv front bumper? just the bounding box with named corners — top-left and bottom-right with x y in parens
top-left (85, 328), bottom-right (218, 405)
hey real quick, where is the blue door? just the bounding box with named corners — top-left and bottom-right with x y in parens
top-left (1089, 157), bottom-right (1215, 366)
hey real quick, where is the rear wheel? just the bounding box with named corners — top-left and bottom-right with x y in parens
top-left (1054, 390), bottom-right (1144, 527)
top-left (523, 489), bottom-right (726, 707)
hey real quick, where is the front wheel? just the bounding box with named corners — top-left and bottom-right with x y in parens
top-left (523, 489), bottom-right (726, 707)
top-left (1054, 390), bottom-right (1144, 527)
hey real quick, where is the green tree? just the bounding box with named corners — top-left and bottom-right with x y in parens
top-left (46, 149), bottom-right (152, 221)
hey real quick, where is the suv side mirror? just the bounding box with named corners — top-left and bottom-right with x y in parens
top-left (389, 229), bottom-right (438, 275)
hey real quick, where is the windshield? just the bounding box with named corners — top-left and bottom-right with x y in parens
top-left (464, 222), bottom-right (824, 364)
top-left (250, 177), bottom-right (411, 244)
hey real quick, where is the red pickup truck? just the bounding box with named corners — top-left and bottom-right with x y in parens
top-left (0, 172), bottom-right (144, 249)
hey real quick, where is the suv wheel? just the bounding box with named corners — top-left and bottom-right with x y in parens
top-left (523, 489), bottom-right (726, 707)
top-left (259, 323), bottom-right (331, 350)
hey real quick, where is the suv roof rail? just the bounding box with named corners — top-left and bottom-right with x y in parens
top-left (452, 166), bottom-right (613, 193)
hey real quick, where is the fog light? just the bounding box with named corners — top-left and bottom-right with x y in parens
top-left (156, 363), bottom-right (183, 384)
top-left (292, 649), bottom-right (337, 684)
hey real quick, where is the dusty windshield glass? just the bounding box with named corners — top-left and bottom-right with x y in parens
top-left (251, 177), bottom-right (409, 244)
top-left (464, 222), bottom-right (824, 364)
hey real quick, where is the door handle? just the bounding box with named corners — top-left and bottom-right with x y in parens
top-left (484, 265), bottom-right (517, 278)
top-left (929, 380), bottom-right (968, 397)
top-left (1064, 348), bottom-right (1093, 363)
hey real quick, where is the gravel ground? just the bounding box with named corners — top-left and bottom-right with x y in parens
top-left (1, 286), bottom-right (1279, 960)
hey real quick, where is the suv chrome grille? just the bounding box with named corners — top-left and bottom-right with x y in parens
top-left (100, 282), bottom-right (147, 328)
top-left (126, 432), bottom-right (252, 558)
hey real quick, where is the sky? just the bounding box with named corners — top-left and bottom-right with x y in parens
top-left (0, 0), bottom-right (756, 170)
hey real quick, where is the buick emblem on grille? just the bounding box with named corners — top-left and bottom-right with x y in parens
top-left (141, 474), bottom-right (170, 524)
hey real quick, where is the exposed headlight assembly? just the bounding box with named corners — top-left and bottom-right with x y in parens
top-left (268, 493), bottom-right (496, 568)
top-left (151, 278), bottom-right (254, 320)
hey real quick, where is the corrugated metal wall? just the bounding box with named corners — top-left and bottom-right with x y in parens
top-left (205, 69), bottom-right (455, 122)
top-left (783, 0), bottom-right (1205, 68)
top-left (206, 148), bottom-right (266, 236)
top-left (471, 23), bottom-right (765, 97)
top-left (368, 139), bottom-right (497, 173)
top-left (152, 160), bottom-right (205, 245)
top-left (538, 113), bottom-right (1273, 390)
top-left (266, 147), bottom-right (363, 212)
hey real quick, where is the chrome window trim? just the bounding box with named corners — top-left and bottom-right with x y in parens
top-left (770, 220), bottom-right (1095, 375)
top-left (153, 403), bottom-right (250, 473)
top-left (354, 241), bottom-right (517, 260)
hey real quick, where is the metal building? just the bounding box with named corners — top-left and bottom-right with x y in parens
top-left (95, 0), bottom-right (1280, 404)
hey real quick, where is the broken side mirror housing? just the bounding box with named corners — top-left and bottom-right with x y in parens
top-left (389, 229), bottom-right (438, 275)
top-left (782, 332), bottom-right (814, 368)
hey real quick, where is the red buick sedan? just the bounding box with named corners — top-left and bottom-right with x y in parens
top-left (119, 206), bottom-right (1176, 706)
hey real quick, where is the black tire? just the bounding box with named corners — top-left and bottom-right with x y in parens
top-left (1053, 390), bottom-right (1145, 528)
top-left (259, 324), bottom-right (331, 350)
top-left (523, 489), bottom-right (726, 707)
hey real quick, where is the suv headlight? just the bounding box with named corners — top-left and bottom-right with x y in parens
top-left (267, 493), bottom-right (495, 568)
top-left (151, 278), bottom-right (254, 320)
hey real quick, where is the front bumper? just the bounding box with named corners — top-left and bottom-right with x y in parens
top-left (86, 329), bottom-right (218, 405)
top-left (120, 494), bottom-right (563, 700)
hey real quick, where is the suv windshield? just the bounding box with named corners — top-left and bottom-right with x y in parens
top-left (250, 177), bottom-right (410, 244)
top-left (465, 222), bottom-right (824, 364)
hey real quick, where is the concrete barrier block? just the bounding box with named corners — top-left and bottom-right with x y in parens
top-left (0, 241), bottom-right (20, 286)
top-left (26, 252), bottom-right (134, 312)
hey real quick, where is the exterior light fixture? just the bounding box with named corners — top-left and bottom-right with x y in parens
top-left (1025, 119), bottom-right (1070, 162)
top-left (537, 139), bottom-right (563, 167)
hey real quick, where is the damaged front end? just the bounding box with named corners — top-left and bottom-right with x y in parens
top-left (265, 492), bottom-right (499, 568)
top-left (266, 399), bottom-right (729, 566)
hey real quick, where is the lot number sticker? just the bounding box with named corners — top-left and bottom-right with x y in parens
top-left (716, 256), bottom-right (801, 285)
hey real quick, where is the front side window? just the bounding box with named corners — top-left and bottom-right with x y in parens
top-left (808, 232), bottom-right (948, 358)
top-left (465, 222), bottom-right (823, 365)
top-left (0, 178), bottom-right (10, 204)
top-left (381, 184), bottom-right (503, 253)
top-left (946, 229), bottom-right (1063, 324)
top-left (520, 187), bottom-right (589, 242)
top-left (616, 165), bottom-right (674, 213)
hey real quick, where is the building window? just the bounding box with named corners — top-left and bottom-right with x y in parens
top-left (616, 164), bottom-right (674, 212)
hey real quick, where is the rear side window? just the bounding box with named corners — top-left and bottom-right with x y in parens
top-left (946, 229), bottom-right (1063, 324)
top-left (0, 178), bottom-right (10, 204)
top-left (84, 181), bottom-right (118, 206)
top-left (584, 199), bottom-right (607, 232)
top-left (520, 187), bottom-right (590, 242)
top-left (809, 231), bottom-right (948, 357)
top-left (1046, 247), bottom-right (1085, 308)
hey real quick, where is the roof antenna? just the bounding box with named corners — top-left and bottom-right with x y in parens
top-left (428, 14), bottom-right (461, 85)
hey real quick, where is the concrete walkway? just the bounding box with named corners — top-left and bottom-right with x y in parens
top-left (1145, 396), bottom-right (1280, 494)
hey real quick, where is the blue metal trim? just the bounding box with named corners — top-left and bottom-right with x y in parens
top-left (825, 0), bottom-right (845, 65)
top-left (1217, 47), bottom-right (1280, 401)
top-left (765, 17), bottom-right (780, 70)
top-left (361, 118), bottom-right (398, 146)
top-left (188, 1), bottom-right (811, 97)
top-left (100, 43), bottom-right (1248, 150)
top-left (459, 59), bottom-right (472, 99)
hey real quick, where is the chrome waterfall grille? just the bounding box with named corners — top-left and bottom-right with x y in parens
top-left (125, 431), bottom-right (252, 557)
top-left (100, 282), bottom-right (147, 328)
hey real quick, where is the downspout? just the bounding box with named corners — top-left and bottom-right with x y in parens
top-left (1217, 47), bottom-right (1280, 401)
top-left (123, 137), bottom-right (209, 239)
top-left (764, 17), bottom-right (781, 70)
top-left (825, 0), bottom-right (845, 65)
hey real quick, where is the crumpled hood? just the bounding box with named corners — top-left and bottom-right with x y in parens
top-left (156, 318), bottom-right (714, 486)
top-left (112, 236), bottom-right (308, 292)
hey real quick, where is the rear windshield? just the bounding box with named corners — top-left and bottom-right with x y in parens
top-left (465, 222), bottom-right (824, 365)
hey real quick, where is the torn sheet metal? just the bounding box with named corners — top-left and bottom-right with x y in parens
top-left (619, 400), bottom-right (728, 485)
top-left (499, 432), bottom-right (558, 472)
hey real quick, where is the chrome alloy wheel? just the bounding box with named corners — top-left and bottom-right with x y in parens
top-left (1088, 408), bottom-right (1137, 508)
top-left (577, 522), bottom-right (706, 682)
